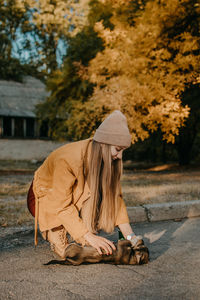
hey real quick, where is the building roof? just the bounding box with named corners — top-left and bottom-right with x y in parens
top-left (0, 76), bottom-right (48, 117)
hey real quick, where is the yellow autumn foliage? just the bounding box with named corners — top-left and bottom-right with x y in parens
top-left (17, 0), bottom-right (89, 37)
top-left (81, 0), bottom-right (200, 143)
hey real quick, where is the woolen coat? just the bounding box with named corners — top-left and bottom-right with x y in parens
top-left (33, 138), bottom-right (129, 245)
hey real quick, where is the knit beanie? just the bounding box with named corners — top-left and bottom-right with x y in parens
top-left (93, 110), bottom-right (131, 147)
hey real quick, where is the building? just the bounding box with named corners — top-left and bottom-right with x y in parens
top-left (0, 76), bottom-right (49, 138)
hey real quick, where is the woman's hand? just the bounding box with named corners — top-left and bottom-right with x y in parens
top-left (84, 232), bottom-right (116, 255)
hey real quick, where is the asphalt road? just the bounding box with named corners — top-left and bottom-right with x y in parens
top-left (0, 218), bottom-right (200, 300)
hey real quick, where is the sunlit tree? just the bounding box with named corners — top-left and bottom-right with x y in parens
top-left (36, 0), bottom-right (200, 145)
top-left (81, 0), bottom-right (200, 143)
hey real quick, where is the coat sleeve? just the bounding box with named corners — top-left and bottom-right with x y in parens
top-left (115, 186), bottom-right (130, 226)
top-left (47, 158), bottom-right (88, 241)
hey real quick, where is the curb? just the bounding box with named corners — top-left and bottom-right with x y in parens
top-left (127, 200), bottom-right (200, 223)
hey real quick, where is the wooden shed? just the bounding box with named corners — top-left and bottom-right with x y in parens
top-left (0, 76), bottom-right (49, 138)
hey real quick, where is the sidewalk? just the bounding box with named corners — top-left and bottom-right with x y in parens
top-left (127, 199), bottom-right (200, 223)
top-left (0, 139), bottom-right (65, 160)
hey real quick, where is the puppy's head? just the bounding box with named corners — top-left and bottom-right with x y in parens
top-left (129, 239), bottom-right (149, 265)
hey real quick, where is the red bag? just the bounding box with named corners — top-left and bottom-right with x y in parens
top-left (27, 181), bottom-right (35, 217)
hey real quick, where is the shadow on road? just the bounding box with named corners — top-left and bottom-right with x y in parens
top-left (136, 218), bottom-right (187, 262)
top-left (0, 228), bottom-right (45, 253)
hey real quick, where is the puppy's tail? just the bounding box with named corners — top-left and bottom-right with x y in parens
top-left (44, 259), bottom-right (71, 265)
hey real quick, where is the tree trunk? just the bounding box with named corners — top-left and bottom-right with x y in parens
top-left (177, 144), bottom-right (192, 165)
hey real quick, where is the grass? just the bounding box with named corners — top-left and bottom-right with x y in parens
top-left (122, 166), bottom-right (200, 206)
top-left (0, 160), bottom-right (40, 171)
top-left (0, 163), bottom-right (200, 227)
top-left (0, 199), bottom-right (33, 227)
top-left (0, 174), bottom-right (33, 227)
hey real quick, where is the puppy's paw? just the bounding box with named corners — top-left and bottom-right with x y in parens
top-left (134, 239), bottom-right (144, 248)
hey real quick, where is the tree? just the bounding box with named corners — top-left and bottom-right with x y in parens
top-left (36, 0), bottom-right (200, 146)
top-left (0, 0), bottom-right (39, 81)
top-left (39, 0), bottom-right (150, 140)
top-left (22, 0), bottom-right (90, 74)
top-left (0, 0), bottom-right (90, 80)
top-left (36, 0), bottom-right (113, 140)
top-left (80, 0), bottom-right (200, 143)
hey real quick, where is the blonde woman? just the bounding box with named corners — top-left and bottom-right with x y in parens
top-left (30, 110), bottom-right (142, 259)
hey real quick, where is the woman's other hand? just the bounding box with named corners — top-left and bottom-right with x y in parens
top-left (84, 232), bottom-right (116, 255)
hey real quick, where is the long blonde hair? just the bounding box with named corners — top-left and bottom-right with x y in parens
top-left (81, 140), bottom-right (122, 233)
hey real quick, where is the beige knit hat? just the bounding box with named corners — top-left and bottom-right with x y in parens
top-left (93, 110), bottom-right (131, 147)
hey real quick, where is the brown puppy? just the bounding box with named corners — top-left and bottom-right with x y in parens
top-left (45, 239), bottom-right (149, 266)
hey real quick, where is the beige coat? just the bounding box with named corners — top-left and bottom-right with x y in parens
top-left (33, 138), bottom-right (129, 244)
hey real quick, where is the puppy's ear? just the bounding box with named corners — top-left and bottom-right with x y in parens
top-left (134, 239), bottom-right (144, 248)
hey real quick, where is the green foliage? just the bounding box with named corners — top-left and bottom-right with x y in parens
top-left (0, 57), bottom-right (24, 82)
top-left (66, 27), bottom-right (104, 65)
top-left (0, 0), bottom-right (91, 80)
top-left (88, 0), bottom-right (114, 28)
top-left (0, 57), bottom-right (42, 82)
top-left (0, 0), bottom-right (25, 80)
top-left (0, 0), bottom-right (44, 81)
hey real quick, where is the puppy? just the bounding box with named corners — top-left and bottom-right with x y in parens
top-left (45, 239), bottom-right (149, 266)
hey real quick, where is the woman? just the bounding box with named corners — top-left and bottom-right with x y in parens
top-left (31, 110), bottom-right (142, 259)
